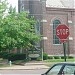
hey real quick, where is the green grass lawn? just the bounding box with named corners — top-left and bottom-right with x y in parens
top-left (44, 58), bottom-right (75, 62)
top-left (44, 58), bottom-right (75, 67)
top-left (0, 64), bottom-right (10, 67)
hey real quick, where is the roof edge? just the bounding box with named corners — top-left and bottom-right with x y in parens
top-left (46, 7), bottom-right (75, 12)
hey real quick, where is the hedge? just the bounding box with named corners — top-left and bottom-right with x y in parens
top-left (0, 52), bottom-right (26, 61)
top-left (53, 56), bottom-right (60, 59)
top-left (43, 53), bottom-right (48, 60)
top-left (0, 52), bottom-right (8, 58)
top-left (48, 56), bottom-right (53, 59)
top-left (8, 53), bottom-right (26, 61)
top-left (48, 56), bottom-right (74, 59)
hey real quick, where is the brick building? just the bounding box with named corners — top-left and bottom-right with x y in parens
top-left (18, 0), bottom-right (75, 56)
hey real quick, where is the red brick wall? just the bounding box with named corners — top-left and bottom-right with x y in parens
top-left (42, 8), bottom-right (75, 55)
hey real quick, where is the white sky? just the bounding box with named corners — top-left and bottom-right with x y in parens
top-left (7, 0), bottom-right (18, 12)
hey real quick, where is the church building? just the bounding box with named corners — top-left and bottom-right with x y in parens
top-left (18, 0), bottom-right (75, 56)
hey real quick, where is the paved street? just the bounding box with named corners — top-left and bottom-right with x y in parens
top-left (0, 61), bottom-right (49, 75)
top-left (0, 69), bottom-right (48, 75)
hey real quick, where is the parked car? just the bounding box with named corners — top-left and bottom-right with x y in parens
top-left (42, 62), bottom-right (75, 75)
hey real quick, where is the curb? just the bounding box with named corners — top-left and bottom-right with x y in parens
top-left (0, 68), bottom-right (49, 70)
top-left (0, 67), bottom-right (49, 70)
top-left (0, 65), bottom-right (49, 70)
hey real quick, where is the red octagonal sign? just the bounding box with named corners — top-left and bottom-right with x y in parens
top-left (56, 24), bottom-right (69, 43)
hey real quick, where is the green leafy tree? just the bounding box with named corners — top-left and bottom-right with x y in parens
top-left (0, 1), bottom-right (40, 51)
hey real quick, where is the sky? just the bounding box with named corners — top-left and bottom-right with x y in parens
top-left (7, 0), bottom-right (18, 12)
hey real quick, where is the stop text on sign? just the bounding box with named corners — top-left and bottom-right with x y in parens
top-left (56, 24), bottom-right (69, 43)
top-left (56, 29), bottom-right (69, 35)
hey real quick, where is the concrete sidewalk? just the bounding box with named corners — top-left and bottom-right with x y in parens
top-left (0, 61), bottom-right (49, 70)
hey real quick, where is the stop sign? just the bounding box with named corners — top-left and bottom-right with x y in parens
top-left (56, 24), bottom-right (69, 43)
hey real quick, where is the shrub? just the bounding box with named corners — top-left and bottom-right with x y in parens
top-left (43, 53), bottom-right (48, 60)
top-left (48, 56), bottom-right (53, 59)
top-left (0, 52), bottom-right (27, 61)
top-left (53, 56), bottom-right (60, 59)
top-left (61, 56), bottom-right (64, 59)
top-left (67, 56), bottom-right (74, 59)
top-left (0, 52), bottom-right (8, 59)
top-left (69, 56), bottom-right (74, 59)
top-left (8, 53), bottom-right (26, 61)
top-left (61, 56), bottom-right (74, 59)
top-left (0, 52), bottom-right (3, 58)
top-left (37, 57), bottom-right (42, 61)
top-left (2, 53), bottom-right (10, 59)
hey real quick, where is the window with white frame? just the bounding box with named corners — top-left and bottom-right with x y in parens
top-left (53, 20), bottom-right (61, 44)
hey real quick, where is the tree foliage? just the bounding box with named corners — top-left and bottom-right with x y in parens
top-left (0, 0), bottom-right (40, 51)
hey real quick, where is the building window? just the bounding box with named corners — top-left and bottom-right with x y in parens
top-left (20, 4), bottom-right (24, 11)
top-left (35, 20), bottom-right (40, 47)
top-left (53, 20), bottom-right (61, 44)
top-left (35, 20), bottom-right (40, 35)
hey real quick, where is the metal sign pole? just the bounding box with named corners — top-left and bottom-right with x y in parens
top-left (42, 48), bottom-right (43, 61)
top-left (63, 42), bottom-right (66, 62)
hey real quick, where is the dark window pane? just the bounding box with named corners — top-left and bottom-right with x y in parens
top-left (53, 29), bottom-right (56, 34)
top-left (55, 39), bottom-right (60, 44)
top-left (35, 20), bottom-right (40, 34)
top-left (55, 35), bottom-right (59, 39)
